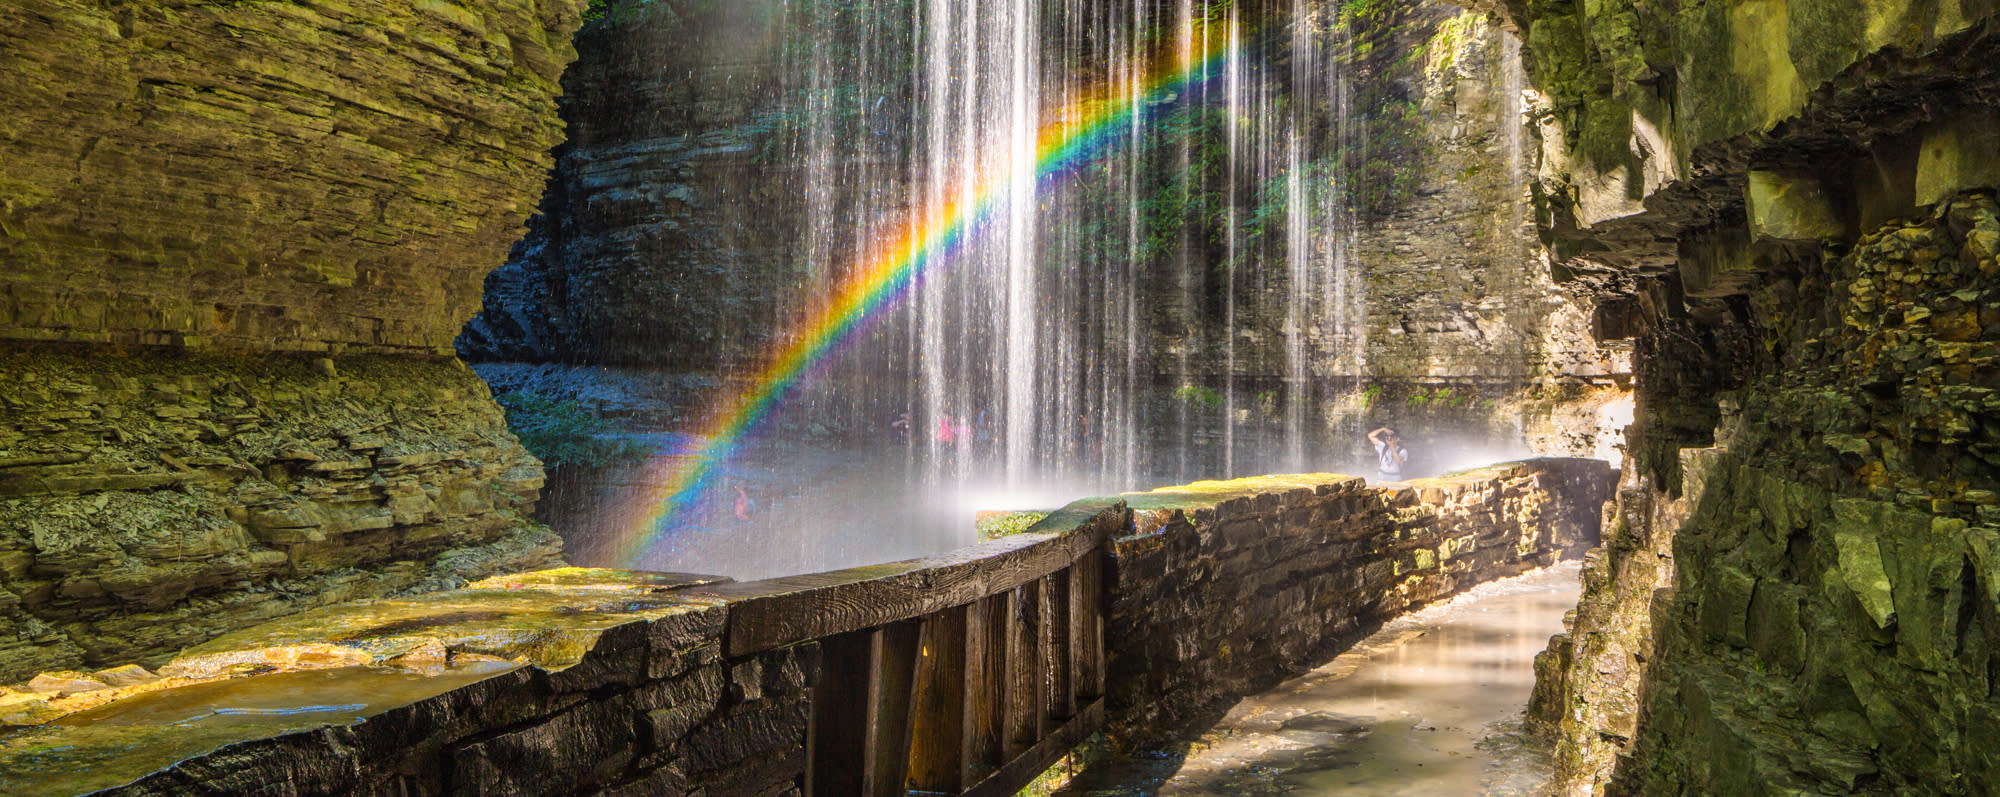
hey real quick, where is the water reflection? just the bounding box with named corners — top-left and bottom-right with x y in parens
top-left (1063, 561), bottom-right (1580, 795)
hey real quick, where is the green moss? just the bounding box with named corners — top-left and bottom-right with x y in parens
top-left (1173, 384), bottom-right (1226, 409)
top-left (975, 510), bottom-right (1050, 540)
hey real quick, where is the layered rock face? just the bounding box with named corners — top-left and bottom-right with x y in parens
top-left (460, 1), bottom-right (810, 369)
top-left (0, 1), bottom-right (585, 679)
top-left (0, 0), bottom-right (580, 354)
top-left (0, 351), bottom-right (561, 683)
top-left (1169, 6), bottom-right (1622, 389)
top-left (1493, 0), bottom-right (2000, 791)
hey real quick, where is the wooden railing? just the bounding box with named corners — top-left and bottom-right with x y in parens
top-left (691, 501), bottom-right (1122, 797)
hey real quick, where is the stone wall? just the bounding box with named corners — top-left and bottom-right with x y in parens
top-left (1103, 458), bottom-right (1613, 747)
top-left (0, 458), bottom-right (1612, 794)
top-left (0, 349), bottom-right (562, 683)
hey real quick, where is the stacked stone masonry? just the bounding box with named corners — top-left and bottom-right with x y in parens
top-left (0, 458), bottom-right (1612, 795)
top-left (1103, 458), bottom-right (1612, 747)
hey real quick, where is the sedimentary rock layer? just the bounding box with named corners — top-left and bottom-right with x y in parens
top-left (1493, 0), bottom-right (2000, 791)
top-left (0, 0), bottom-right (583, 354)
top-left (0, 349), bottom-right (562, 682)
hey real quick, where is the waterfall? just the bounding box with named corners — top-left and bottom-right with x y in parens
top-left (624, 0), bottom-right (1379, 579)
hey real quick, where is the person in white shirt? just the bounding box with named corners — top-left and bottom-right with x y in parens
top-left (1368, 426), bottom-right (1408, 481)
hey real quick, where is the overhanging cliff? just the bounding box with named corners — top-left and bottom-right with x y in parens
top-left (0, 0), bottom-right (580, 354)
top-left (1488, 0), bottom-right (2000, 792)
top-left (0, 0), bottom-right (587, 682)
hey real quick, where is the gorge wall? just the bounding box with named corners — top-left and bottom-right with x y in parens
top-left (0, 1), bottom-right (586, 681)
top-left (1492, 0), bottom-right (2000, 792)
top-left (461, 0), bottom-right (1630, 475)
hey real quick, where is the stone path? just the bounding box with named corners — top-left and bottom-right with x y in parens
top-left (1062, 561), bottom-right (1581, 795)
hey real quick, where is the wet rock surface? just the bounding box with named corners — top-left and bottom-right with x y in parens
top-left (1066, 562), bottom-right (1580, 796)
top-left (0, 349), bottom-right (561, 682)
top-left (0, 567), bottom-right (803, 797)
top-left (1576, 195), bottom-right (2000, 794)
top-left (1486, 0), bottom-right (2000, 791)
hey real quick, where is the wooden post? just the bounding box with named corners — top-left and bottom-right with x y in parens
top-left (1047, 569), bottom-right (1075, 723)
top-left (1006, 581), bottom-right (1043, 753)
top-left (870, 619), bottom-right (922, 797)
top-left (809, 628), bottom-right (873, 796)
top-left (808, 621), bottom-right (922, 797)
top-left (908, 606), bottom-right (970, 792)
top-left (971, 592), bottom-right (1009, 781)
top-left (1074, 547), bottom-right (1106, 699)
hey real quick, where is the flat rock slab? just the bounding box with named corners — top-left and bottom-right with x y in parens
top-left (0, 663), bottom-right (516, 797)
top-left (1120, 473), bottom-right (1366, 514)
top-left (0, 568), bottom-right (730, 794)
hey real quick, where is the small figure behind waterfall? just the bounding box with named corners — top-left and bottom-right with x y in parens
top-left (732, 481), bottom-right (754, 522)
top-left (1369, 426), bottom-right (1409, 481)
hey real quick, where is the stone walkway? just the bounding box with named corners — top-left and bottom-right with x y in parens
top-left (1062, 561), bottom-right (1581, 795)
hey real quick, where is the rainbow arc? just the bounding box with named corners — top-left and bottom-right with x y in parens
top-left (609, 26), bottom-right (1236, 568)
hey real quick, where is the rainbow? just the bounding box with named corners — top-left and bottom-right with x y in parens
top-left (608, 28), bottom-right (1235, 568)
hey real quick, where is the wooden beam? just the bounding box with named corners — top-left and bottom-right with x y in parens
top-left (960, 699), bottom-right (1106, 797)
top-left (688, 502), bottom-right (1122, 656)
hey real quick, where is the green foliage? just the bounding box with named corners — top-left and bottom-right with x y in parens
top-left (493, 391), bottom-right (648, 470)
top-left (1329, 0), bottom-right (1438, 220)
top-left (581, 0), bottom-right (649, 25)
top-left (1425, 13), bottom-right (1483, 76)
top-left (1174, 384), bottom-right (1226, 409)
top-left (1361, 382), bottom-right (1384, 409)
top-left (1135, 107), bottom-right (1234, 266)
top-left (1406, 386), bottom-right (1468, 409)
